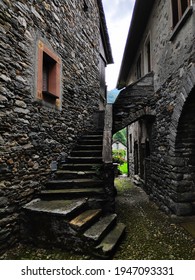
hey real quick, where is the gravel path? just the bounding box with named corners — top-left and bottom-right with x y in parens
top-left (113, 178), bottom-right (195, 260)
top-left (1, 178), bottom-right (194, 260)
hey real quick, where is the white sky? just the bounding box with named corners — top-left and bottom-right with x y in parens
top-left (102, 0), bottom-right (135, 90)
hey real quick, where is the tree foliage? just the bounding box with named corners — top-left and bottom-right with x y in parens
top-left (113, 128), bottom-right (127, 146)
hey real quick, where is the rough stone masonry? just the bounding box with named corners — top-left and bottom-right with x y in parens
top-left (0, 0), bottom-right (110, 252)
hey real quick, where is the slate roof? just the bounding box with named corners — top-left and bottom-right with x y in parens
top-left (97, 0), bottom-right (114, 64)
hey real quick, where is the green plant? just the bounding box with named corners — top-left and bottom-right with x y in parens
top-left (113, 128), bottom-right (127, 146)
top-left (118, 162), bottom-right (128, 174)
top-left (112, 149), bottom-right (126, 165)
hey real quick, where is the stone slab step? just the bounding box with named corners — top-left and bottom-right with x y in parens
top-left (45, 179), bottom-right (104, 189)
top-left (85, 131), bottom-right (103, 134)
top-left (78, 140), bottom-right (103, 146)
top-left (61, 163), bottom-right (102, 171)
top-left (40, 188), bottom-right (105, 199)
top-left (69, 209), bottom-right (102, 231)
top-left (68, 157), bottom-right (102, 164)
top-left (55, 170), bottom-right (98, 179)
top-left (71, 150), bottom-right (102, 157)
top-left (84, 214), bottom-right (117, 243)
top-left (95, 223), bottom-right (126, 258)
top-left (81, 135), bottom-right (103, 140)
top-left (23, 198), bottom-right (87, 219)
top-left (74, 145), bottom-right (102, 151)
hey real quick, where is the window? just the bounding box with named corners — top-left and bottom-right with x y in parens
top-left (136, 54), bottom-right (142, 79)
top-left (83, 0), bottom-right (88, 12)
top-left (144, 35), bottom-right (152, 75)
top-left (37, 41), bottom-right (61, 108)
top-left (129, 134), bottom-right (132, 154)
top-left (171, 0), bottom-right (191, 28)
top-left (146, 41), bottom-right (151, 73)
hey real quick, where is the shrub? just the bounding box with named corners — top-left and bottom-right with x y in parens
top-left (112, 149), bottom-right (126, 165)
top-left (112, 149), bottom-right (128, 175)
top-left (118, 162), bottom-right (128, 174)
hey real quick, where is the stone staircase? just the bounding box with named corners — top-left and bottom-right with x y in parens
top-left (21, 132), bottom-right (126, 259)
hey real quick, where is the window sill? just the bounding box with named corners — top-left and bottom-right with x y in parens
top-left (42, 91), bottom-right (60, 108)
top-left (42, 91), bottom-right (58, 98)
top-left (170, 6), bottom-right (193, 41)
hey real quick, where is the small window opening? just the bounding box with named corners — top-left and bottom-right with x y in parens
top-left (83, 0), bottom-right (88, 12)
top-left (129, 134), bottom-right (133, 154)
top-left (171, 0), bottom-right (191, 28)
top-left (146, 41), bottom-right (151, 73)
top-left (181, 0), bottom-right (189, 14)
top-left (136, 55), bottom-right (142, 79)
top-left (37, 41), bottom-right (61, 108)
top-left (42, 53), bottom-right (58, 104)
top-left (145, 139), bottom-right (150, 157)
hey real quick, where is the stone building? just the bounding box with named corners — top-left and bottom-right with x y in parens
top-left (0, 0), bottom-right (122, 255)
top-left (114, 0), bottom-right (195, 215)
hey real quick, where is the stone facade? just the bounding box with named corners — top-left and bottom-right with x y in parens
top-left (0, 0), bottom-right (112, 252)
top-left (115, 0), bottom-right (195, 215)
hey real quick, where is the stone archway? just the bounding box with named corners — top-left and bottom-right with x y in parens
top-left (167, 64), bottom-right (195, 215)
top-left (174, 87), bottom-right (195, 213)
top-left (168, 64), bottom-right (195, 154)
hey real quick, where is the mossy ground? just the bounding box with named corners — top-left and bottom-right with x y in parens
top-left (1, 178), bottom-right (194, 260)
top-left (114, 177), bottom-right (195, 260)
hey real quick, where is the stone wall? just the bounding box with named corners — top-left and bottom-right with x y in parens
top-left (115, 0), bottom-right (195, 215)
top-left (147, 65), bottom-right (195, 215)
top-left (0, 0), bottom-right (105, 252)
top-left (127, 0), bottom-right (195, 91)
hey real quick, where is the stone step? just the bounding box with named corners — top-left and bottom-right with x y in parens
top-left (55, 170), bottom-right (98, 179)
top-left (67, 156), bottom-right (102, 164)
top-left (69, 209), bottom-right (102, 231)
top-left (74, 145), bottom-right (102, 151)
top-left (71, 150), bottom-right (102, 157)
top-left (23, 198), bottom-right (87, 219)
top-left (84, 214), bottom-right (117, 243)
top-left (78, 139), bottom-right (103, 146)
top-left (81, 135), bottom-right (103, 140)
top-left (61, 163), bottom-right (102, 171)
top-left (95, 223), bottom-right (126, 258)
top-left (45, 179), bottom-right (104, 189)
top-left (86, 131), bottom-right (103, 134)
top-left (40, 188), bottom-right (105, 199)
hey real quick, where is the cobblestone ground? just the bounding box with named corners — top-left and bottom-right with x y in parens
top-left (1, 178), bottom-right (194, 260)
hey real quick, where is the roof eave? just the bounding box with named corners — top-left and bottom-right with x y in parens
top-left (97, 0), bottom-right (114, 64)
top-left (117, 0), bottom-right (155, 89)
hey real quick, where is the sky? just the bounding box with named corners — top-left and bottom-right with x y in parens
top-left (101, 0), bottom-right (135, 91)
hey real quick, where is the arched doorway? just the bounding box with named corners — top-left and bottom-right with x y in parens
top-left (175, 87), bottom-right (195, 213)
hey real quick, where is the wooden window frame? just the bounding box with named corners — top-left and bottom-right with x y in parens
top-left (37, 41), bottom-right (61, 108)
top-left (171, 0), bottom-right (191, 28)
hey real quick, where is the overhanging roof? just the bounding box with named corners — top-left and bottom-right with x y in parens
top-left (97, 0), bottom-right (114, 64)
top-left (117, 0), bottom-right (155, 89)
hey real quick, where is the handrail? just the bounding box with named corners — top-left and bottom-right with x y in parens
top-left (102, 104), bottom-right (113, 163)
